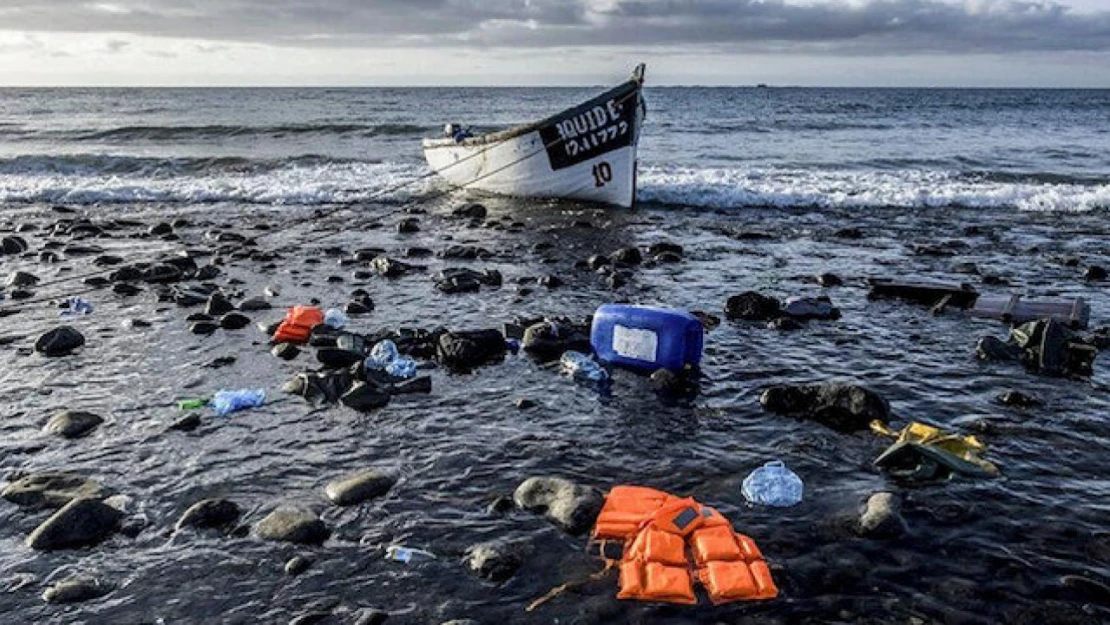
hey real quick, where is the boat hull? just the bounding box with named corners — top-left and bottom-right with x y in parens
top-left (423, 73), bottom-right (644, 208)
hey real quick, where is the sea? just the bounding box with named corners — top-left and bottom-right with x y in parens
top-left (1, 87), bottom-right (1109, 625)
top-left (1, 87), bottom-right (1108, 211)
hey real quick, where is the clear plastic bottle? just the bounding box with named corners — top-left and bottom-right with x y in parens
top-left (741, 460), bottom-right (804, 507)
top-left (385, 545), bottom-right (436, 563)
top-left (323, 308), bottom-right (348, 329)
top-left (560, 351), bottom-right (609, 382)
top-left (364, 339), bottom-right (400, 370)
top-left (385, 356), bottom-right (417, 379)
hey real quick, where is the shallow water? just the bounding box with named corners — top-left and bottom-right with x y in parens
top-left (1, 195), bottom-right (1108, 624)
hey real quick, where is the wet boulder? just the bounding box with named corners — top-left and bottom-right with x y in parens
top-left (26, 498), bottom-right (123, 550)
top-left (760, 382), bottom-right (891, 432)
top-left (816, 272), bottom-right (843, 287)
top-left (255, 506), bottom-right (329, 545)
top-left (996, 390), bottom-right (1042, 408)
top-left (204, 292), bottom-right (235, 316)
top-left (371, 257), bottom-right (424, 278)
top-left (175, 498), bottom-right (242, 531)
top-left (1, 473), bottom-right (105, 509)
top-left (6, 270), bottom-right (39, 287)
top-left (465, 539), bottom-right (530, 582)
top-left (725, 292), bottom-right (781, 321)
top-left (324, 470), bottom-right (396, 506)
top-left (452, 203), bottom-right (487, 219)
top-left (521, 321), bottom-right (591, 362)
top-left (238, 296), bottom-right (271, 312)
top-left (271, 343), bottom-right (301, 361)
top-left (513, 476), bottom-right (604, 536)
top-left (396, 217), bottom-right (420, 233)
top-left (436, 329), bottom-right (506, 370)
top-left (43, 410), bottom-right (104, 438)
top-left (285, 555), bottom-right (313, 576)
top-left (856, 492), bottom-right (907, 539)
top-left (219, 312), bottom-right (251, 330)
top-left (42, 575), bottom-right (112, 604)
top-left (190, 321), bottom-right (219, 336)
top-left (610, 246), bottom-right (642, 266)
top-left (781, 296), bottom-right (840, 320)
top-left (1085, 265), bottom-right (1107, 281)
top-left (34, 326), bottom-right (85, 357)
top-left (1, 235), bottom-right (29, 255)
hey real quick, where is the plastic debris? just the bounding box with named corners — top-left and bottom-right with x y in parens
top-left (384, 357), bottom-right (417, 379)
top-left (871, 420), bottom-right (999, 480)
top-left (177, 398), bottom-right (208, 410)
top-left (210, 389), bottom-right (266, 417)
top-left (385, 545), bottom-right (436, 563)
top-left (323, 308), bottom-right (348, 329)
top-left (363, 339), bottom-right (418, 378)
top-left (59, 297), bottom-right (94, 316)
top-left (741, 460), bottom-right (804, 507)
top-left (591, 304), bottom-right (703, 372)
top-left (560, 351), bottom-right (609, 382)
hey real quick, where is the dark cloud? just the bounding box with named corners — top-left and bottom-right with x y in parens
top-left (1, 0), bottom-right (1108, 53)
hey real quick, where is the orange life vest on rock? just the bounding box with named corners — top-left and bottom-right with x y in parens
top-left (593, 486), bottom-right (778, 605)
top-left (272, 305), bottom-right (324, 345)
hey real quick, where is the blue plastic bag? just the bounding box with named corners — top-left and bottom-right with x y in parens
top-left (742, 460), bottom-right (804, 507)
top-left (210, 389), bottom-right (266, 416)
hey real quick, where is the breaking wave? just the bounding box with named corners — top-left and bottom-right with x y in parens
top-left (4, 123), bottom-right (429, 142)
top-left (637, 166), bottom-right (1110, 212)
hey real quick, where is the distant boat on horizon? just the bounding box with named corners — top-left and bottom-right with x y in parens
top-left (422, 64), bottom-right (647, 208)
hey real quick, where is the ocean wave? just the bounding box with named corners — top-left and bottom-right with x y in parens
top-left (63, 122), bottom-right (428, 142)
top-left (0, 154), bottom-right (374, 177)
top-left (637, 166), bottom-right (1110, 212)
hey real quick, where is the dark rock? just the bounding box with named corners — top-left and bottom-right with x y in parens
top-left (190, 322), bottom-right (219, 336)
top-left (195, 265), bottom-right (221, 280)
top-left (1, 235), bottom-right (29, 255)
top-left (346, 296), bottom-right (374, 315)
top-left (654, 251), bottom-right (682, 263)
top-left (586, 254), bottom-right (610, 270)
top-left (26, 498), bottom-right (123, 550)
top-left (816, 272), bottom-right (843, 287)
top-left (371, 257), bottom-right (424, 278)
top-left (285, 555), bottom-right (312, 576)
top-left (856, 492), bottom-right (907, 539)
top-left (465, 539), bottom-right (529, 582)
top-left (760, 382), bottom-right (891, 432)
top-left (272, 343), bottom-right (301, 360)
top-left (239, 297), bottom-right (271, 311)
top-left (513, 476), bottom-right (603, 535)
top-left (648, 369), bottom-right (681, 394)
top-left (441, 245), bottom-right (493, 260)
top-left (340, 382), bottom-right (391, 411)
top-left (436, 273), bottom-right (482, 294)
top-left (168, 413), bottom-right (201, 432)
top-left (42, 575), bottom-right (112, 604)
top-left (142, 263), bottom-right (184, 283)
top-left (38, 250), bottom-right (60, 263)
top-left (34, 326), bottom-right (85, 357)
top-left (522, 322), bottom-right (591, 362)
top-left (176, 498), bottom-right (241, 530)
top-left (781, 296), bottom-right (840, 320)
top-left (220, 313), bottom-right (251, 330)
top-left (833, 227), bottom-right (863, 239)
top-left (767, 317), bottom-right (804, 331)
top-left (1, 473), bottom-right (104, 509)
top-left (515, 398), bottom-right (537, 410)
top-left (109, 266), bottom-right (144, 282)
top-left (10, 288), bottom-right (34, 300)
top-left (996, 390), bottom-right (1042, 408)
top-left (725, 292), bottom-right (781, 321)
top-left (604, 272), bottom-right (627, 290)
top-left (113, 283), bottom-right (143, 297)
top-left (647, 242), bottom-right (683, 257)
top-left (1084, 265), bottom-right (1107, 281)
top-left (452, 203), bottom-right (487, 219)
top-left (437, 329), bottom-right (506, 370)
top-left (186, 313), bottom-right (213, 322)
top-left (149, 222), bottom-right (174, 236)
top-left (324, 470), bottom-right (396, 506)
top-left (43, 410), bottom-right (103, 438)
top-left (255, 506), bottom-right (329, 545)
top-left (981, 274), bottom-right (1009, 286)
top-left (396, 218), bottom-right (420, 233)
top-left (6, 271), bottom-right (39, 287)
top-left (610, 246), bottom-right (642, 265)
top-left (539, 275), bottom-right (563, 289)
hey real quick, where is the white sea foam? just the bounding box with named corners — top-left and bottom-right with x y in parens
top-left (637, 166), bottom-right (1110, 212)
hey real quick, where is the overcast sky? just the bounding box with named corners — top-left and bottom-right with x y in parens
top-left (1, 0), bottom-right (1109, 86)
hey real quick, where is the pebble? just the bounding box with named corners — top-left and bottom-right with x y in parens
top-left (856, 492), bottom-right (908, 539)
top-left (513, 476), bottom-right (603, 536)
top-left (34, 326), bottom-right (86, 357)
top-left (514, 398), bottom-right (537, 409)
top-left (1084, 265), bottom-right (1107, 281)
top-left (396, 218), bottom-right (421, 233)
top-left (168, 413), bottom-right (201, 432)
top-left (26, 497), bottom-right (123, 550)
top-left (190, 321), bottom-right (220, 335)
top-left (219, 312), bottom-right (251, 330)
top-left (6, 270), bottom-right (39, 287)
top-left (1, 473), bottom-right (105, 509)
top-left (42, 575), bottom-right (112, 604)
top-left (239, 297), bottom-right (272, 311)
top-left (285, 555), bottom-right (313, 576)
top-left (324, 470), bottom-right (396, 506)
top-left (255, 506), bottom-right (329, 545)
top-left (816, 272), bottom-right (844, 287)
top-left (996, 390), bottom-right (1042, 407)
top-left (610, 246), bottom-right (642, 265)
top-left (725, 291), bottom-right (781, 320)
top-left (465, 539), bottom-right (529, 582)
top-left (175, 498), bottom-right (241, 530)
top-left (43, 410), bottom-right (104, 438)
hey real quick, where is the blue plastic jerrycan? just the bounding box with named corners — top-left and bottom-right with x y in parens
top-left (590, 304), bottom-right (703, 372)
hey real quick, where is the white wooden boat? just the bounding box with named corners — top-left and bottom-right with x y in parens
top-left (423, 64), bottom-right (646, 208)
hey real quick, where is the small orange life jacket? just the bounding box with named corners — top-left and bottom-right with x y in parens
top-left (272, 305), bottom-right (324, 345)
top-left (593, 486), bottom-right (778, 606)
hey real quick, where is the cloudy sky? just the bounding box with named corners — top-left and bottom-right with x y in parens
top-left (1, 0), bottom-right (1109, 86)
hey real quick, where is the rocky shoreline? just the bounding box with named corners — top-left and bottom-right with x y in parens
top-left (1, 199), bottom-right (1108, 624)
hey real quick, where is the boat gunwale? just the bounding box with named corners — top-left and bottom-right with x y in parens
top-left (421, 74), bottom-right (644, 152)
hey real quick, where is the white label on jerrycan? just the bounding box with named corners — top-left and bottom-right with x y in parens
top-left (612, 325), bottom-right (658, 362)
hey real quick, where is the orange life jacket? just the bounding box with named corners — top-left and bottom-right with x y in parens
top-left (592, 486), bottom-right (778, 606)
top-left (272, 305), bottom-right (324, 345)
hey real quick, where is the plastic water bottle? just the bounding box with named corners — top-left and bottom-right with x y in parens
top-left (742, 461), bottom-right (804, 507)
top-left (560, 351), bottom-right (609, 382)
top-left (59, 297), bottom-right (94, 316)
top-left (365, 339), bottom-right (400, 370)
top-left (385, 356), bottom-right (417, 379)
top-left (210, 389), bottom-right (266, 417)
top-left (323, 308), bottom-right (348, 329)
top-left (385, 545), bottom-right (436, 563)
